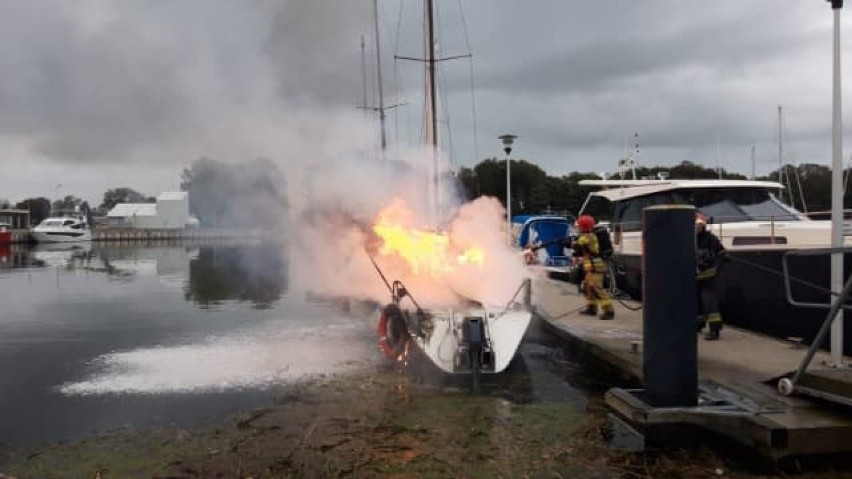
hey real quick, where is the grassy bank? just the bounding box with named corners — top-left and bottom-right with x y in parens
top-left (3, 368), bottom-right (852, 478)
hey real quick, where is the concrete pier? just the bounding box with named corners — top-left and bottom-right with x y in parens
top-left (532, 276), bottom-right (852, 461)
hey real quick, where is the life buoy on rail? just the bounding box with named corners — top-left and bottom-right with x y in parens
top-left (376, 303), bottom-right (410, 360)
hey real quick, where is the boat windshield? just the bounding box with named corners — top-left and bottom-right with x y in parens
top-left (673, 188), bottom-right (800, 223)
top-left (612, 187), bottom-right (801, 231)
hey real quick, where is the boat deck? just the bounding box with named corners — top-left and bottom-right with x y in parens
top-left (532, 277), bottom-right (852, 460)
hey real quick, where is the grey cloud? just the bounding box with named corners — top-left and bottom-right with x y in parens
top-left (456, 2), bottom-right (817, 97)
top-left (0, 2), bottom-right (193, 162)
top-left (263, 0), bottom-right (372, 105)
top-left (0, 0), bottom-right (375, 166)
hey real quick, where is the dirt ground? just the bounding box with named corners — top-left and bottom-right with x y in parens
top-left (3, 366), bottom-right (852, 479)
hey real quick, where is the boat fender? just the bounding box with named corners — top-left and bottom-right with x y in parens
top-left (377, 303), bottom-right (410, 360)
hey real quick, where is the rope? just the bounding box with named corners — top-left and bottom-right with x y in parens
top-left (725, 254), bottom-right (843, 298)
top-left (456, 0), bottom-right (480, 163)
top-left (502, 280), bottom-right (527, 310)
top-left (367, 253), bottom-right (393, 296)
top-left (536, 305), bottom-right (585, 321)
top-left (392, 0), bottom-right (404, 147)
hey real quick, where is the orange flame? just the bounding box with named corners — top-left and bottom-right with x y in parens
top-left (372, 199), bottom-right (484, 276)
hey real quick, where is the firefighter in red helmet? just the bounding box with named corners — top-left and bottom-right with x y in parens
top-left (574, 215), bottom-right (615, 320)
top-left (695, 213), bottom-right (725, 340)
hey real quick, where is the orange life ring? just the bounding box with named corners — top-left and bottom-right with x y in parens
top-left (377, 303), bottom-right (410, 360)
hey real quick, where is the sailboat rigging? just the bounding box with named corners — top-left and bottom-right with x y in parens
top-left (371, 0), bottom-right (532, 386)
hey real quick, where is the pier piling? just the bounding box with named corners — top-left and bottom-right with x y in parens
top-left (642, 205), bottom-right (698, 407)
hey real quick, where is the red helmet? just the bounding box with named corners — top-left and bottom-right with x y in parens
top-left (576, 215), bottom-right (596, 233)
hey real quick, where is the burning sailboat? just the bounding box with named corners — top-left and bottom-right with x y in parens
top-left (347, 0), bottom-right (531, 384)
top-left (366, 198), bottom-right (532, 386)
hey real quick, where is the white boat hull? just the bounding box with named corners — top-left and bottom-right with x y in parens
top-left (31, 230), bottom-right (92, 243)
top-left (408, 306), bottom-right (532, 374)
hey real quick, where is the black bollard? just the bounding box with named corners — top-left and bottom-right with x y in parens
top-left (642, 205), bottom-right (698, 407)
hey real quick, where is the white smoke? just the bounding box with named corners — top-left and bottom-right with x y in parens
top-left (287, 147), bottom-right (529, 310)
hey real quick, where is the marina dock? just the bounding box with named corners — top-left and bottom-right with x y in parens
top-left (532, 276), bottom-right (852, 461)
top-left (0, 228), bottom-right (253, 244)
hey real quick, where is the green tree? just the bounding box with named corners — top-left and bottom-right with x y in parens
top-left (458, 158), bottom-right (549, 215)
top-left (52, 195), bottom-right (83, 213)
top-left (99, 187), bottom-right (155, 213)
top-left (15, 197), bottom-right (51, 225)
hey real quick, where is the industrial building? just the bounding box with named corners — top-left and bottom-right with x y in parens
top-left (106, 192), bottom-right (193, 229)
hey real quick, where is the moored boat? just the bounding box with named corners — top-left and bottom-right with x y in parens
top-left (575, 178), bottom-right (852, 350)
top-left (31, 215), bottom-right (92, 243)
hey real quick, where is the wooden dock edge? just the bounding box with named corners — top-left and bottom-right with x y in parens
top-left (533, 305), bottom-right (852, 462)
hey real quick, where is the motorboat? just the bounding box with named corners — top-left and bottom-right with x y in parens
top-left (31, 215), bottom-right (92, 243)
top-left (574, 178), bottom-right (852, 351)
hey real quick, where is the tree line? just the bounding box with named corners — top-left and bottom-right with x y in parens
top-left (456, 159), bottom-right (852, 217)
top-left (4, 188), bottom-right (158, 226)
top-left (2, 158), bottom-right (845, 227)
top-left (4, 158), bottom-right (287, 228)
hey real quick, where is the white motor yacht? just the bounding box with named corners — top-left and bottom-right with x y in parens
top-left (566, 178), bottom-right (852, 352)
top-left (31, 216), bottom-right (92, 243)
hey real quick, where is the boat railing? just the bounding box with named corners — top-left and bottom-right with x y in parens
top-left (777, 246), bottom-right (852, 406)
top-left (609, 212), bottom-right (834, 246)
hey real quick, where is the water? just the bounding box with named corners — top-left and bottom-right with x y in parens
top-left (0, 241), bottom-right (380, 447)
top-left (0, 241), bottom-right (599, 449)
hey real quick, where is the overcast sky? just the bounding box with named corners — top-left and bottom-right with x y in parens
top-left (1, 0), bottom-right (851, 205)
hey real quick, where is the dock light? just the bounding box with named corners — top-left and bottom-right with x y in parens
top-left (498, 134), bottom-right (517, 245)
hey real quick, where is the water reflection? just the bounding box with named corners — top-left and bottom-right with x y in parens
top-left (1, 241), bottom-right (288, 309)
top-left (184, 242), bottom-right (287, 309)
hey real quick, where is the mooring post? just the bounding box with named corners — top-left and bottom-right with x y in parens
top-left (642, 205), bottom-right (698, 407)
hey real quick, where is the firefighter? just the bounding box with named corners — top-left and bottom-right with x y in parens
top-left (695, 213), bottom-right (725, 340)
top-left (574, 215), bottom-right (615, 320)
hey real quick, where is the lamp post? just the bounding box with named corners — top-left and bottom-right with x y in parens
top-left (499, 134), bottom-right (517, 245)
top-left (828, 0), bottom-right (845, 366)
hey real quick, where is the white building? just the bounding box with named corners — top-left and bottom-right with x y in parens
top-left (106, 192), bottom-right (191, 229)
top-left (154, 192), bottom-right (189, 228)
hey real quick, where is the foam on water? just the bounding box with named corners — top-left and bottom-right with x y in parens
top-left (60, 322), bottom-right (378, 395)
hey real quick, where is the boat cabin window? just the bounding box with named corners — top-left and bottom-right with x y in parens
top-left (614, 192), bottom-right (682, 232)
top-left (677, 188), bottom-right (799, 223)
top-left (612, 188), bottom-right (798, 231)
top-left (63, 220), bottom-right (75, 226)
top-left (71, 223), bottom-right (85, 230)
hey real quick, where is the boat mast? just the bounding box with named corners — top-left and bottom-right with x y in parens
top-left (373, 0), bottom-right (388, 158)
top-left (424, 0), bottom-right (440, 224)
top-left (750, 144), bottom-right (756, 180)
top-left (778, 105), bottom-right (786, 204)
top-left (361, 35), bottom-right (368, 117)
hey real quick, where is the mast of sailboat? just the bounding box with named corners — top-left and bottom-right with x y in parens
top-left (424, 0), bottom-right (440, 224)
top-left (361, 35), bottom-right (368, 118)
top-left (750, 144), bottom-right (756, 180)
top-left (394, 0), bottom-right (470, 226)
top-left (778, 105), bottom-right (784, 204)
top-left (373, 0), bottom-right (387, 158)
